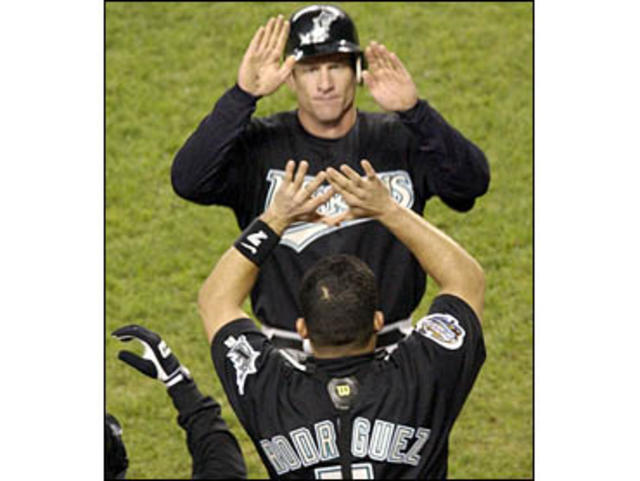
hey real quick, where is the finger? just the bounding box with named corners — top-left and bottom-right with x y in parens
top-left (307, 185), bottom-right (333, 210)
top-left (370, 41), bottom-right (386, 67)
top-left (247, 25), bottom-right (265, 54)
top-left (118, 351), bottom-right (158, 378)
top-left (326, 167), bottom-right (350, 190)
top-left (292, 160), bottom-right (309, 190)
top-left (327, 172), bottom-right (362, 203)
top-left (304, 171), bottom-right (327, 197)
top-left (339, 164), bottom-right (364, 185)
top-left (389, 51), bottom-right (409, 76)
top-left (365, 42), bottom-right (380, 70)
top-left (279, 54), bottom-right (297, 80)
top-left (322, 210), bottom-right (353, 227)
top-left (378, 44), bottom-right (395, 71)
top-left (267, 15), bottom-right (284, 52)
top-left (360, 159), bottom-right (378, 180)
top-left (112, 324), bottom-right (155, 344)
top-left (327, 167), bottom-right (361, 196)
top-left (283, 159), bottom-right (295, 184)
top-left (273, 17), bottom-right (289, 54)
top-left (258, 17), bottom-right (276, 52)
top-left (361, 70), bottom-right (375, 90)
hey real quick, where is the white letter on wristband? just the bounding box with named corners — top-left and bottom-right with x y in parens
top-left (234, 218), bottom-right (281, 266)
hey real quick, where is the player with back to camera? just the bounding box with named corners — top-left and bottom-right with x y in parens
top-left (172, 4), bottom-right (490, 354)
top-left (200, 159), bottom-right (486, 478)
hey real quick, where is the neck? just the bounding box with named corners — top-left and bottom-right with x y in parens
top-left (311, 336), bottom-right (376, 359)
top-left (297, 105), bottom-right (357, 139)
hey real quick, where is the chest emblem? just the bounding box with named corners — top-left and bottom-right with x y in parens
top-left (224, 335), bottom-right (260, 395)
top-left (265, 169), bottom-right (415, 252)
top-left (416, 313), bottom-right (466, 350)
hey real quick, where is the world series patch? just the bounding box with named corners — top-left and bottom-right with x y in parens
top-left (416, 313), bottom-right (466, 350)
top-left (224, 335), bottom-right (260, 395)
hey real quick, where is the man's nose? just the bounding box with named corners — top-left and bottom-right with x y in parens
top-left (317, 67), bottom-right (334, 92)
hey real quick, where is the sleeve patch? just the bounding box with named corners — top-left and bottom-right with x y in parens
top-left (415, 313), bottom-right (466, 350)
top-left (224, 335), bottom-right (261, 395)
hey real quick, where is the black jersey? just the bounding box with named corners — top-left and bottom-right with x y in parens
top-left (212, 294), bottom-right (485, 479)
top-left (173, 86), bottom-right (489, 333)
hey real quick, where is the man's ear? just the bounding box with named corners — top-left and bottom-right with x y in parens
top-left (296, 318), bottom-right (308, 339)
top-left (373, 310), bottom-right (384, 333)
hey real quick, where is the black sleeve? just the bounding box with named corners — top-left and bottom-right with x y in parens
top-left (211, 318), bottom-right (279, 434)
top-left (403, 294), bottom-right (486, 421)
top-left (171, 84), bottom-right (259, 207)
top-left (168, 379), bottom-right (247, 479)
top-left (398, 100), bottom-right (490, 212)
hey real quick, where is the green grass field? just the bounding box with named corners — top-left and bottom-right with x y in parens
top-left (106, 2), bottom-right (532, 478)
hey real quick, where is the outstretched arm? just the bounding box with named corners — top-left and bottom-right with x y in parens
top-left (326, 160), bottom-right (485, 320)
top-left (111, 325), bottom-right (248, 479)
top-left (198, 161), bottom-right (333, 343)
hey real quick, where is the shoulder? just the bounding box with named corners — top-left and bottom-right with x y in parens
top-left (358, 110), bottom-right (413, 142)
top-left (394, 294), bottom-right (484, 359)
top-left (248, 110), bottom-right (298, 133)
top-left (211, 318), bottom-right (273, 375)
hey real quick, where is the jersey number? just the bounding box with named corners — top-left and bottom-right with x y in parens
top-left (315, 463), bottom-right (374, 479)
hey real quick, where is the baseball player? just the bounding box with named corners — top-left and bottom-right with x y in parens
top-left (172, 4), bottom-right (490, 351)
top-left (110, 325), bottom-right (247, 479)
top-left (199, 160), bottom-right (486, 478)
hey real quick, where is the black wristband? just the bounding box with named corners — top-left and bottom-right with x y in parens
top-left (233, 218), bottom-right (281, 266)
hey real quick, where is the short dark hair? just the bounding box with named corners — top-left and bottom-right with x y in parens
top-left (298, 255), bottom-right (378, 348)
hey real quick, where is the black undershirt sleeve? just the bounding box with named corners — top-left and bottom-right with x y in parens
top-left (398, 100), bottom-right (490, 212)
top-left (168, 379), bottom-right (247, 479)
top-left (171, 84), bottom-right (259, 206)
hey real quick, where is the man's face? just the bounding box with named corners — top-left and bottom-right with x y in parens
top-left (289, 53), bottom-right (357, 126)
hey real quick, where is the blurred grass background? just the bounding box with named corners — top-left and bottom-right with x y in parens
top-left (106, 2), bottom-right (532, 478)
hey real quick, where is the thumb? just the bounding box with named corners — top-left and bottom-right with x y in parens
top-left (322, 210), bottom-right (353, 227)
top-left (279, 55), bottom-right (297, 78)
top-left (361, 70), bottom-right (375, 89)
top-left (118, 350), bottom-right (158, 379)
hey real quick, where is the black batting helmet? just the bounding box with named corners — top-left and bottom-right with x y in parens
top-left (285, 5), bottom-right (367, 78)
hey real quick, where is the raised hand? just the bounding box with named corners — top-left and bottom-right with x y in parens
top-left (112, 325), bottom-right (191, 388)
top-left (262, 160), bottom-right (333, 232)
top-left (324, 160), bottom-right (397, 226)
top-left (362, 41), bottom-right (419, 112)
top-left (237, 15), bottom-right (297, 97)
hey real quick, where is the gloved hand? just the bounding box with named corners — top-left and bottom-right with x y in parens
top-left (112, 324), bottom-right (191, 388)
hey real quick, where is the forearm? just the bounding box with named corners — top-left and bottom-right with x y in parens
top-left (199, 247), bottom-right (258, 343)
top-left (171, 84), bottom-right (259, 204)
top-left (399, 100), bottom-right (490, 210)
top-left (199, 212), bottom-right (286, 343)
top-left (378, 203), bottom-right (484, 317)
top-left (168, 380), bottom-right (247, 479)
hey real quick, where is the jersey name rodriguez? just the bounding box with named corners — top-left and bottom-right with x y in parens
top-left (265, 169), bottom-right (415, 252)
top-left (259, 416), bottom-right (431, 476)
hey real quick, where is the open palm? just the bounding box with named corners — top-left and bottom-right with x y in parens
top-left (238, 15), bottom-right (297, 97)
top-left (362, 41), bottom-right (418, 112)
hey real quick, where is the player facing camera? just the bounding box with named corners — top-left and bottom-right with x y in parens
top-left (173, 0), bottom-right (489, 357)
top-left (296, 254), bottom-right (384, 356)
